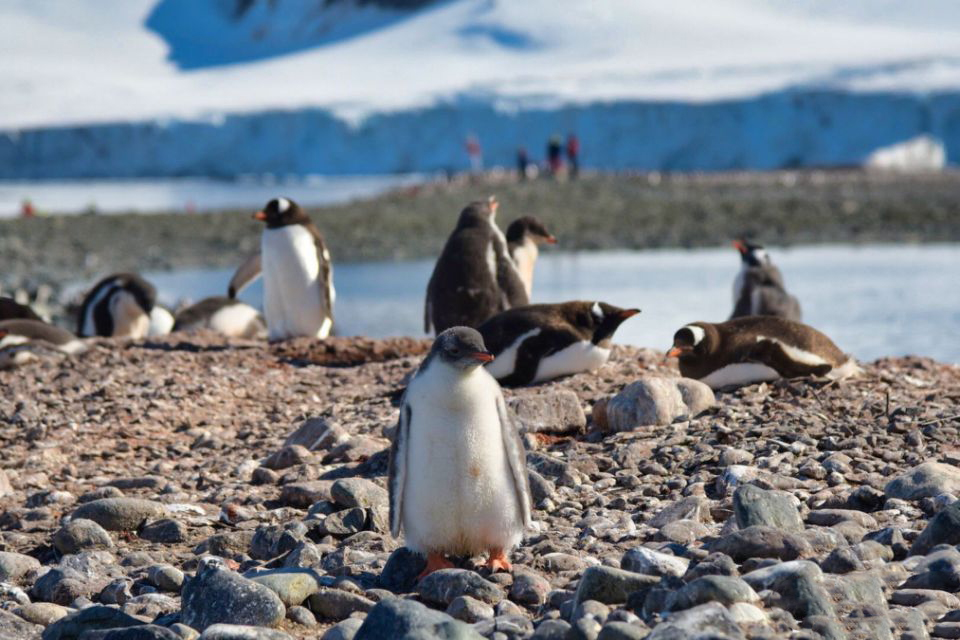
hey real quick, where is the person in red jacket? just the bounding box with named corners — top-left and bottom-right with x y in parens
top-left (566, 133), bottom-right (580, 178)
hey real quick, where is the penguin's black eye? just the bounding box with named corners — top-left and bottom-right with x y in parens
top-left (450, 347), bottom-right (461, 356)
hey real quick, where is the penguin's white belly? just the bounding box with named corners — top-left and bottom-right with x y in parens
top-left (261, 226), bottom-right (329, 340)
top-left (403, 373), bottom-right (522, 555)
top-left (700, 363), bottom-right (780, 390)
top-left (485, 328), bottom-right (541, 379)
top-left (209, 303), bottom-right (263, 338)
top-left (111, 292), bottom-right (150, 339)
top-left (533, 341), bottom-right (610, 383)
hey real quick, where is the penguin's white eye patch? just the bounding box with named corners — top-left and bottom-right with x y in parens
top-left (683, 324), bottom-right (705, 345)
top-left (277, 197), bottom-right (290, 213)
top-left (591, 302), bottom-right (604, 320)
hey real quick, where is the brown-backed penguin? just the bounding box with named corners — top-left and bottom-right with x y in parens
top-left (480, 301), bottom-right (640, 386)
top-left (667, 316), bottom-right (859, 390)
top-left (0, 297), bottom-right (42, 322)
top-left (238, 197), bottom-right (335, 340)
top-left (389, 327), bottom-right (531, 578)
top-left (77, 273), bottom-right (156, 338)
top-left (0, 319), bottom-right (86, 369)
top-left (424, 197), bottom-right (528, 334)
top-left (731, 239), bottom-right (802, 321)
top-left (174, 296), bottom-right (266, 339)
top-left (506, 216), bottom-right (556, 298)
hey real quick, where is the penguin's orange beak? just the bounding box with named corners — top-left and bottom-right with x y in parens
top-left (732, 239), bottom-right (747, 254)
top-left (252, 211), bottom-right (267, 221)
top-left (618, 308), bottom-right (640, 319)
top-left (666, 346), bottom-right (687, 358)
top-left (545, 235), bottom-right (558, 244)
top-left (0, 329), bottom-right (7, 339)
top-left (471, 352), bottom-right (495, 363)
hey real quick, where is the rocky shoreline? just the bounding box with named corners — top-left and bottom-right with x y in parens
top-left (1, 333), bottom-right (959, 639)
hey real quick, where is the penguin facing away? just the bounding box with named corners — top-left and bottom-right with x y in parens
top-left (731, 239), bottom-right (802, 321)
top-left (77, 273), bottom-right (156, 338)
top-left (389, 327), bottom-right (532, 578)
top-left (480, 301), bottom-right (640, 386)
top-left (667, 316), bottom-right (860, 390)
top-left (505, 216), bottom-right (556, 299)
top-left (249, 197), bottom-right (335, 341)
top-left (424, 197), bottom-right (528, 335)
top-left (0, 319), bottom-right (86, 369)
top-left (174, 296), bottom-right (266, 339)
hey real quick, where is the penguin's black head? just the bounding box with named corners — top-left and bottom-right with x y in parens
top-left (253, 197), bottom-right (310, 229)
top-left (432, 326), bottom-right (495, 370)
top-left (578, 302), bottom-right (640, 345)
top-left (733, 239), bottom-right (770, 267)
top-left (667, 323), bottom-right (716, 360)
top-left (456, 196), bottom-right (498, 229)
top-left (112, 273), bottom-right (156, 313)
top-left (506, 216), bottom-right (557, 246)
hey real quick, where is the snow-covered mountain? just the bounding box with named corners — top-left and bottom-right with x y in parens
top-left (1, 0), bottom-right (959, 177)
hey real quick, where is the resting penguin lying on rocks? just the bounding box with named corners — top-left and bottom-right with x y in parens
top-left (389, 327), bottom-right (531, 578)
top-left (174, 296), bottom-right (266, 339)
top-left (0, 319), bottom-right (86, 369)
top-left (730, 239), bottom-right (802, 321)
top-left (479, 301), bottom-right (640, 386)
top-left (77, 273), bottom-right (156, 339)
top-left (505, 216), bottom-right (556, 299)
top-left (0, 297), bottom-right (42, 322)
top-left (667, 316), bottom-right (860, 390)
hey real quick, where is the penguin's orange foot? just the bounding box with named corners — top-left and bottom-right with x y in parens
top-left (486, 549), bottom-right (512, 572)
top-left (417, 552), bottom-right (454, 580)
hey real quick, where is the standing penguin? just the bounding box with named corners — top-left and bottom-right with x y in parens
top-left (506, 216), bottom-right (556, 299)
top-left (243, 197), bottom-right (335, 340)
top-left (77, 273), bottom-right (156, 338)
top-left (424, 198), bottom-right (527, 334)
top-left (731, 239), bottom-right (802, 321)
top-left (667, 316), bottom-right (859, 390)
top-left (389, 327), bottom-right (531, 578)
top-left (480, 301), bottom-right (639, 386)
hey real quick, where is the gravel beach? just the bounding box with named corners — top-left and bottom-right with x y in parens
top-left (1, 333), bottom-right (959, 639)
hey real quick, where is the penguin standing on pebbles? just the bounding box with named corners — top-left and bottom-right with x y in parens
top-left (667, 316), bottom-right (859, 390)
top-left (730, 239), bottom-right (802, 321)
top-left (505, 216), bottom-right (556, 299)
top-left (77, 273), bottom-right (156, 339)
top-left (174, 296), bottom-right (266, 339)
top-left (389, 327), bottom-right (531, 578)
top-left (424, 198), bottom-right (528, 334)
top-left (480, 301), bottom-right (640, 386)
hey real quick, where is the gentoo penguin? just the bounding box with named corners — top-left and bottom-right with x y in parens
top-left (0, 319), bottom-right (86, 369)
top-left (247, 197), bottom-right (335, 340)
top-left (148, 306), bottom-right (175, 337)
top-left (389, 327), bottom-right (531, 578)
top-left (174, 296), bottom-right (266, 339)
top-left (731, 239), bottom-right (802, 321)
top-left (77, 273), bottom-right (156, 338)
top-left (480, 301), bottom-right (640, 386)
top-left (667, 316), bottom-right (860, 390)
top-left (0, 297), bottom-right (41, 322)
top-left (424, 197), bottom-right (528, 334)
top-left (505, 216), bottom-right (556, 299)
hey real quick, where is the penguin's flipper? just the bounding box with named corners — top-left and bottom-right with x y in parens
top-left (496, 393), bottom-right (532, 529)
top-left (388, 400), bottom-right (412, 538)
top-left (497, 332), bottom-right (557, 387)
top-left (749, 337), bottom-right (832, 378)
top-left (493, 236), bottom-right (529, 309)
top-left (305, 223), bottom-right (336, 319)
top-left (228, 252), bottom-right (262, 299)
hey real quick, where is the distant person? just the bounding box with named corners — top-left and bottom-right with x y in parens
top-left (566, 133), bottom-right (580, 178)
top-left (20, 200), bottom-right (35, 218)
top-left (466, 134), bottom-right (483, 173)
top-left (547, 135), bottom-right (563, 176)
top-left (516, 147), bottom-right (530, 180)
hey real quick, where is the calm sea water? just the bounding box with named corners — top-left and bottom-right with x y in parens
top-left (138, 244), bottom-right (960, 364)
top-left (0, 175), bottom-right (424, 217)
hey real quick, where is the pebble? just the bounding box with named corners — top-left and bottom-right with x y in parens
top-left (245, 569), bottom-right (321, 608)
top-left (597, 376), bottom-right (714, 430)
top-left (353, 597), bottom-right (482, 639)
top-left (646, 602), bottom-right (744, 640)
top-left (709, 525), bottom-right (811, 561)
top-left (286, 605), bottom-right (316, 627)
top-left (53, 519), bottom-right (114, 555)
top-left (139, 518), bottom-right (188, 544)
top-left (667, 575), bottom-right (760, 611)
top-left (147, 565), bottom-right (185, 592)
top-left (509, 570), bottom-right (551, 606)
top-left (910, 502), bottom-right (960, 556)
top-left (307, 587), bottom-right (375, 620)
top-left (733, 485), bottom-right (804, 533)
top-left (69, 498), bottom-right (166, 532)
top-left (320, 617), bottom-right (364, 640)
top-left (0, 551), bottom-right (41, 583)
top-left (620, 547), bottom-right (689, 578)
top-left (507, 391), bottom-right (587, 434)
top-left (13, 601), bottom-right (71, 626)
top-left (181, 566), bottom-right (286, 631)
top-left (885, 462), bottom-right (960, 500)
top-left (41, 605), bottom-right (144, 640)
top-left (330, 478), bottom-right (388, 509)
top-left (417, 569), bottom-right (504, 607)
top-left (571, 567), bottom-right (660, 611)
top-left (198, 625), bottom-right (294, 640)
top-left (447, 595), bottom-right (495, 622)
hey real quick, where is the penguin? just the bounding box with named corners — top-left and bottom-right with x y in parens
top-left (480, 301), bottom-right (640, 386)
top-left (148, 306), bottom-right (175, 337)
top-left (227, 253), bottom-right (262, 299)
top-left (243, 197), bottom-right (335, 341)
top-left (77, 273), bottom-right (156, 338)
top-left (424, 197), bottom-right (528, 334)
top-left (505, 216), bottom-right (556, 299)
top-left (0, 297), bottom-right (42, 322)
top-left (174, 296), bottom-right (266, 339)
top-left (666, 316), bottom-right (860, 390)
top-left (0, 319), bottom-right (86, 369)
top-left (388, 326), bottom-right (532, 578)
top-left (731, 239), bottom-right (802, 321)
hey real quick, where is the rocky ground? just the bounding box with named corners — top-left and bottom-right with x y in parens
top-left (0, 333), bottom-right (959, 639)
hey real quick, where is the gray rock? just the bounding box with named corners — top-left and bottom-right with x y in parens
top-left (278, 481), bottom-right (332, 509)
top-left (0, 551), bottom-right (40, 583)
top-left (330, 479), bottom-right (388, 509)
top-left (648, 496), bottom-right (710, 528)
top-left (899, 548), bottom-right (960, 591)
top-left (307, 588), bottom-right (375, 620)
top-left (283, 542), bottom-right (323, 570)
top-left (40, 605), bottom-right (143, 640)
top-left (170, 624), bottom-right (199, 640)
top-left (597, 621), bottom-right (646, 640)
top-left (570, 616), bottom-right (602, 640)
top-left (286, 605), bottom-right (316, 628)
top-left (527, 470), bottom-right (555, 504)
top-left (69, 499), bottom-right (165, 532)
top-left (885, 462), bottom-right (960, 501)
top-left (647, 602), bottom-right (744, 640)
top-left (446, 595), bottom-right (494, 623)
top-left (598, 377), bottom-right (714, 431)
top-left (108, 476), bottom-right (166, 491)
top-left (910, 501), bottom-right (960, 556)
top-left (742, 560), bottom-right (835, 619)
top-left (77, 488), bottom-right (124, 504)
top-left (181, 567), bottom-right (286, 632)
top-left (139, 519), bottom-right (187, 544)
top-left (0, 608), bottom-right (41, 639)
top-left (53, 520), bottom-right (113, 555)
top-left (530, 619), bottom-right (571, 639)
top-left (733, 485), bottom-right (804, 533)
top-left (82, 625), bottom-right (181, 639)
top-left (121, 593), bottom-right (179, 619)
top-left (708, 525), bottom-right (811, 562)
top-left (99, 579), bottom-right (133, 605)
top-left (621, 547), bottom-right (689, 578)
top-left (508, 570), bottom-right (550, 606)
top-left (320, 618), bottom-right (364, 640)
top-left (0, 469), bottom-right (12, 498)
top-left (668, 575), bottom-right (759, 611)
top-left (14, 602), bottom-right (71, 626)
top-left (0, 582), bottom-right (31, 605)
top-left (683, 553), bottom-right (738, 581)
top-left (197, 625), bottom-right (293, 640)
top-left (379, 548), bottom-right (426, 593)
top-left (147, 565), bottom-right (184, 592)
top-left (245, 569), bottom-right (321, 608)
top-left (507, 391), bottom-right (586, 434)
top-left (321, 509), bottom-right (367, 537)
top-left (354, 598), bottom-right (483, 639)
top-left (249, 523), bottom-right (306, 561)
top-left (417, 569), bottom-right (503, 607)
top-left (283, 417), bottom-right (349, 452)
top-left (472, 614), bottom-right (533, 638)
top-left (570, 567), bottom-right (659, 612)
top-left (261, 445), bottom-right (313, 471)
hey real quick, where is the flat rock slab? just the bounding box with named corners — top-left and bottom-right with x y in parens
top-left (596, 376), bottom-right (715, 431)
top-left (507, 391), bottom-right (586, 434)
top-left (69, 498), bottom-right (166, 532)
